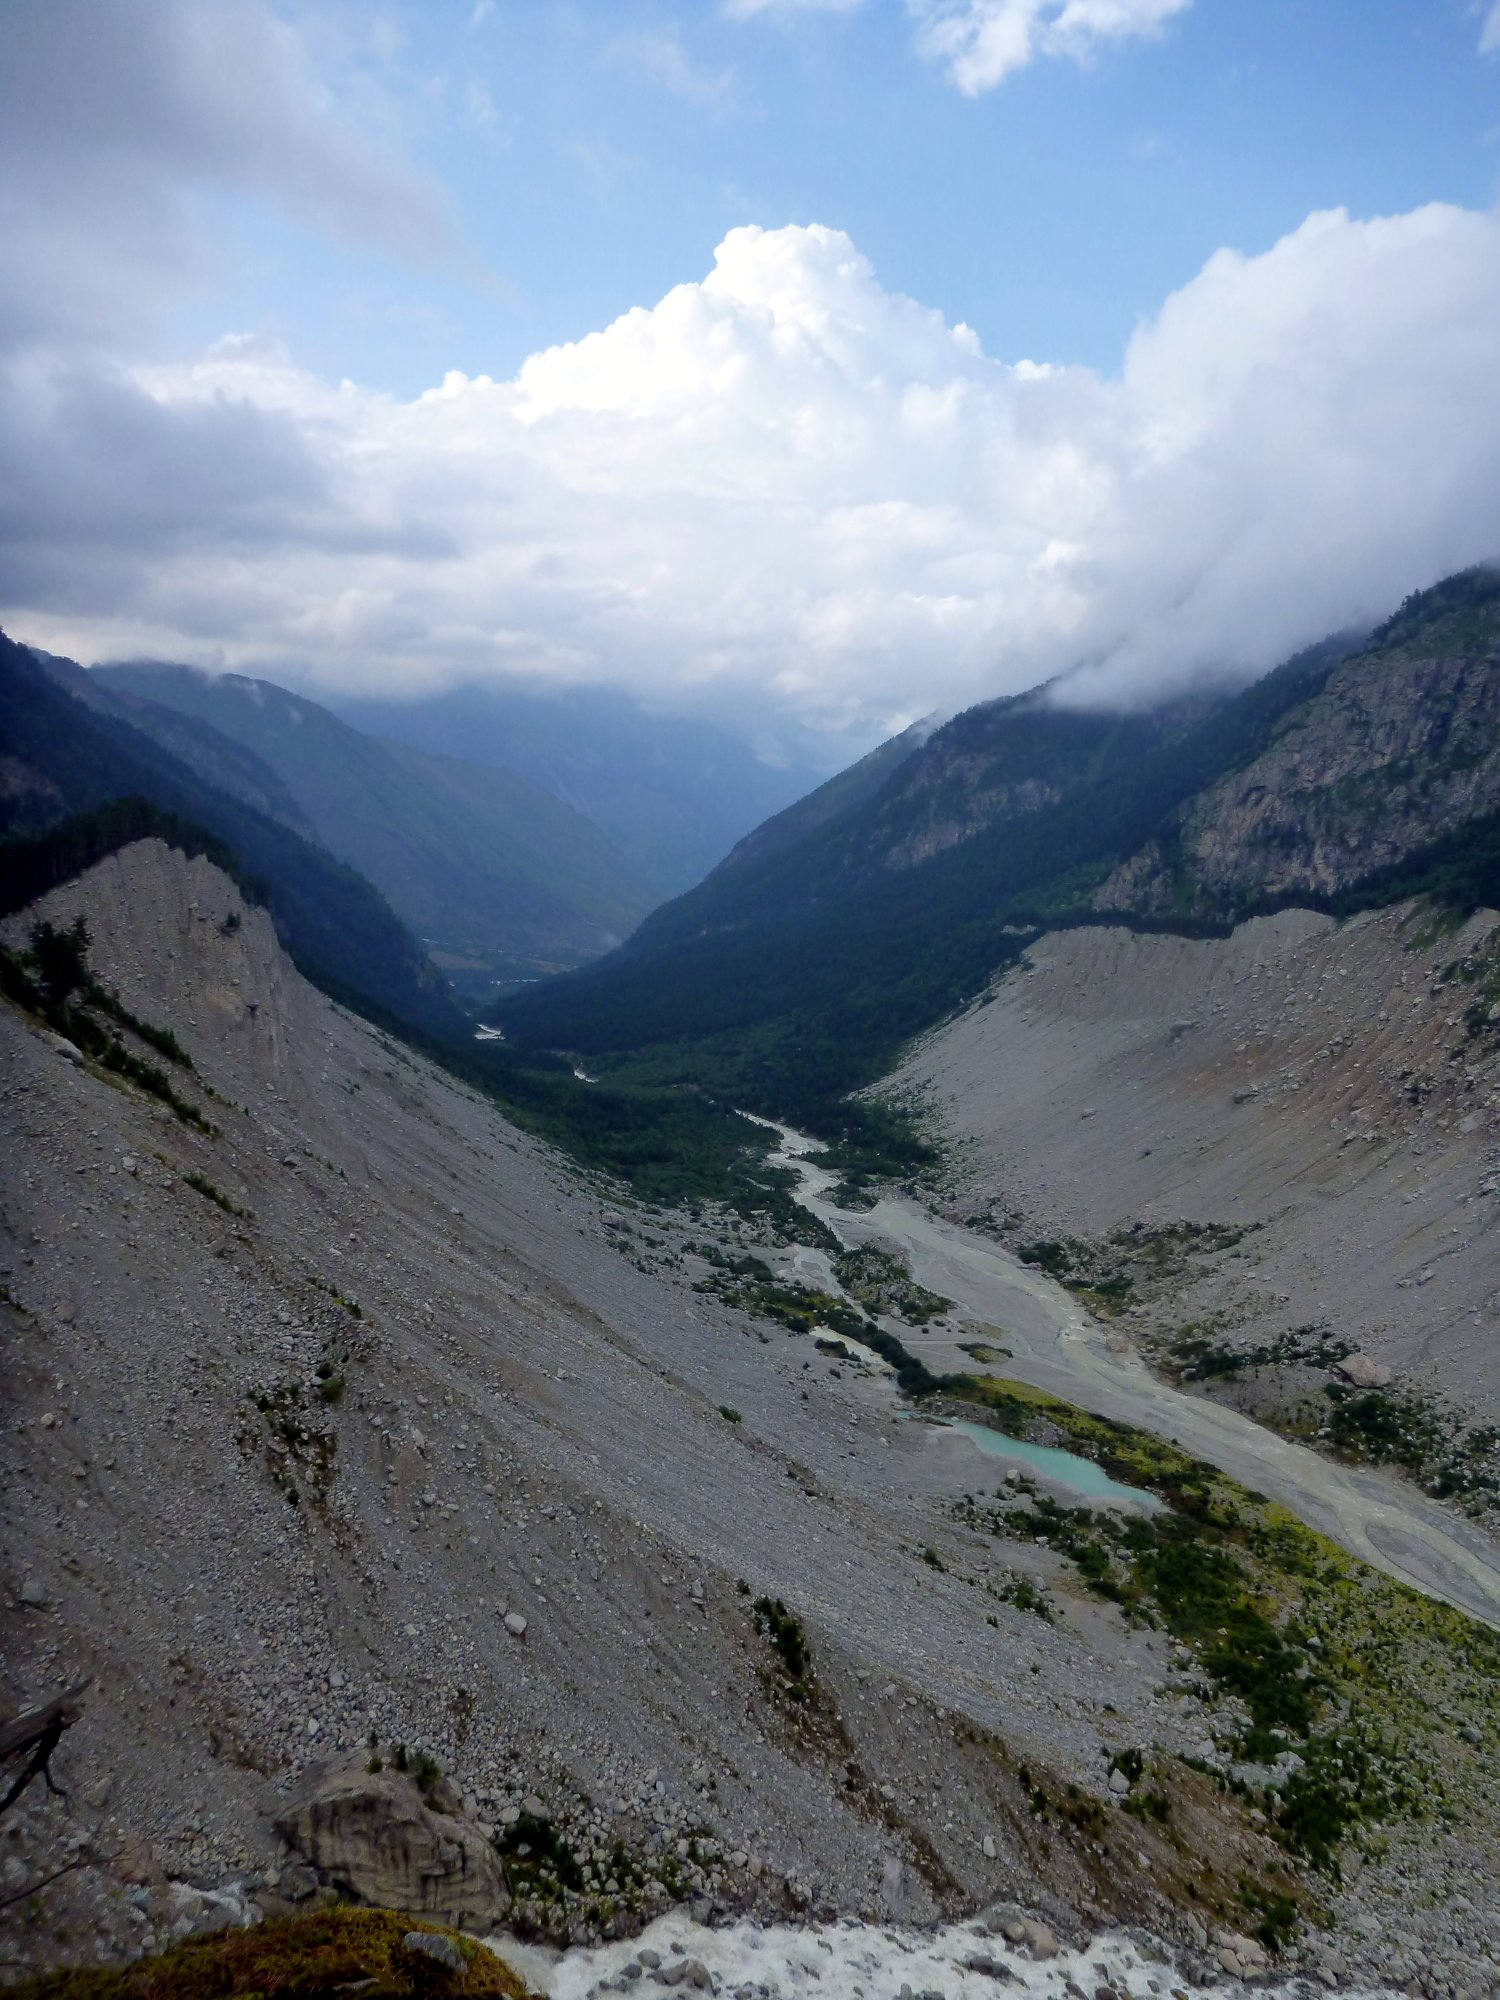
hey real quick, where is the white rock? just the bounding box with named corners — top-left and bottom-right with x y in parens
top-left (1336, 1352), bottom-right (1392, 1388)
top-left (504, 1611), bottom-right (528, 1638)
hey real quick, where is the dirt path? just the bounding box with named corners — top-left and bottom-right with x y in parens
top-left (765, 1123), bottom-right (1500, 1628)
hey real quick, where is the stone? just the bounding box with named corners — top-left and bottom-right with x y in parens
top-left (1108, 1767), bottom-right (1131, 1795)
top-left (115, 1835), bottom-right (157, 1887)
top-left (1336, 1352), bottom-right (1392, 1389)
top-left (404, 1930), bottom-right (467, 1973)
top-left (275, 1765), bottom-right (510, 1930)
top-left (279, 1863), bottom-right (319, 1901)
top-left (1028, 1924), bottom-right (1058, 1961)
top-left (17, 1578), bottom-right (49, 1609)
top-left (504, 1611), bottom-right (529, 1638)
top-left (1228, 1934), bottom-right (1268, 1970)
top-left (963, 1954), bottom-right (1014, 1980)
top-left (982, 1834), bottom-right (997, 1859)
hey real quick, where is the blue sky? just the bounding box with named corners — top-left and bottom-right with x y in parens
top-left (177, 0), bottom-right (1500, 393)
top-left (3, 0), bottom-right (1500, 747)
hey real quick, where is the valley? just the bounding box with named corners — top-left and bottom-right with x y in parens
top-left (3, 839), bottom-right (1500, 1999)
top-left (6, 573), bottom-right (1500, 1997)
top-left (762, 1120), bottom-right (1500, 1626)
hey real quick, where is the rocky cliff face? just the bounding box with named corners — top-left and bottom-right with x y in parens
top-left (1096, 571), bottom-right (1500, 920)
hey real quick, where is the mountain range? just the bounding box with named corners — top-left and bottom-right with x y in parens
top-left (7, 562), bottom-right (1500, 1991)
top-left (499, 568), bottom-right (1500, 1138)
top-left (328, 680), bottom-right (832, 902)
top-left (0, 639), bottom-right (834, 1032)
top-left (93, 661), bottom-right (661, 997)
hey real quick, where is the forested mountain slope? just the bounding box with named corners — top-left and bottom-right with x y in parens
top-left (499, 570), bottom-right (1498, 1137)
top-left (96, 662), bottom-right (658, 992)
top-left (332, 680), bottom-right (831, 900)
top-left (0, 633), bottom-right (459, 1038)
top-left (495, 637), bottom-right (1357, 1125)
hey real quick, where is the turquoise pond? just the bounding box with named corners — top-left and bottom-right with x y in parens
top-left (940, 1418), bottom-right (1161, 1510)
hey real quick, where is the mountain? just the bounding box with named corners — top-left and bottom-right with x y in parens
top-left (497, 573), bottom-right (1500, 1138)
top-left (5, 835), bottom-right (1493, 1984)
top-left (94, 662), bottom-right (660, 995)
top-left (0, 631), bottom-right (459, 1038)
top-left (24, 647), bottom-right (322, 838)
top-left (329, 681), bottom-right (836, 900)
top-left (1094, 567), bottom-right (1500, 921)
top-left (710, 715), bottom-right (933, 876)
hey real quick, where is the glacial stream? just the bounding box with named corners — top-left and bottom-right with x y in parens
top-left (750, 1117), bottom-right (1500, 1629)
top-left (512, 1911), bottom-right (1396, 2000)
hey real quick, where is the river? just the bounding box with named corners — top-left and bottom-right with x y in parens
top-left (503, 1910), bottom-right (1395, 1999)
top-left (753, 1118), bottom-right (1500, 1629)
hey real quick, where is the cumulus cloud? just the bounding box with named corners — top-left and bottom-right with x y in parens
top-left (727, 0), bottom-right (1190, 87)
top-left (0, 0), bottom-right (452, 355)
top-left (5, 206), bottom-right (1500, 739)
top-left (909, 0), bottom-right (1193, 93)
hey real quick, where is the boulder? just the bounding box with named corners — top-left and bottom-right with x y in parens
top-left (404, 1931), bottom-right (466, 1973)
top-left (275, 1766), bottom-right (510, 1931)
top-left (1335, 1352), bottom-right (1392, 1389)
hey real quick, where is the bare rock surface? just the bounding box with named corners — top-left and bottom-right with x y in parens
top-left (276, 1765), bottom-right (509, 1929)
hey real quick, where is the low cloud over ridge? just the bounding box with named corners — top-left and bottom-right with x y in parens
top-left (4, 206), bottom-right (1500, 740)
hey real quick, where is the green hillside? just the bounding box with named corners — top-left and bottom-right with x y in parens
top-left (95, 663), bottom-right (658, 996)
top-left (0, 634), bottom-right (460, 1039)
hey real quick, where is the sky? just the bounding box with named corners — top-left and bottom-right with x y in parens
top-left (2, 0), bottom-right (1500, 756)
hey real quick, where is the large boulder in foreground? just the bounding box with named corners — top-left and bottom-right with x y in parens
top-left (275, 1767), bottom-right (510, 1931)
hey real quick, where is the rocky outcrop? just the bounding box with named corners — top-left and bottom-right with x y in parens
top-left (1096, 571), bottom-right (1500, 920)
top-left (275, 1767), bottom-right (510, 1931)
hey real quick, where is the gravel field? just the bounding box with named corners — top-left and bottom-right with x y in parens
top-left (2, 847), bottom-right (1497, 1994)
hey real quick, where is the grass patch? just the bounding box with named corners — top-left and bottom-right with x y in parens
top-left (5, 1908), bottom-right (530, 1998)
top-left (182, 1169), bottom-right (251, 1219)
top-left (949, 1378), bottom-right (1499, 1879)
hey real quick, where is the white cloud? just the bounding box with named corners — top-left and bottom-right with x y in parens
top-left (6, 206), bottom-right (1500, 742)
top-left (0, 0), bottom-right (453, 356)
top-left (607, 31), bottom-right (734, 102)
top-left (909, 0), bottom-right (1192, 94)
top-left (1482, 1), bottom-right (1500, 54)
